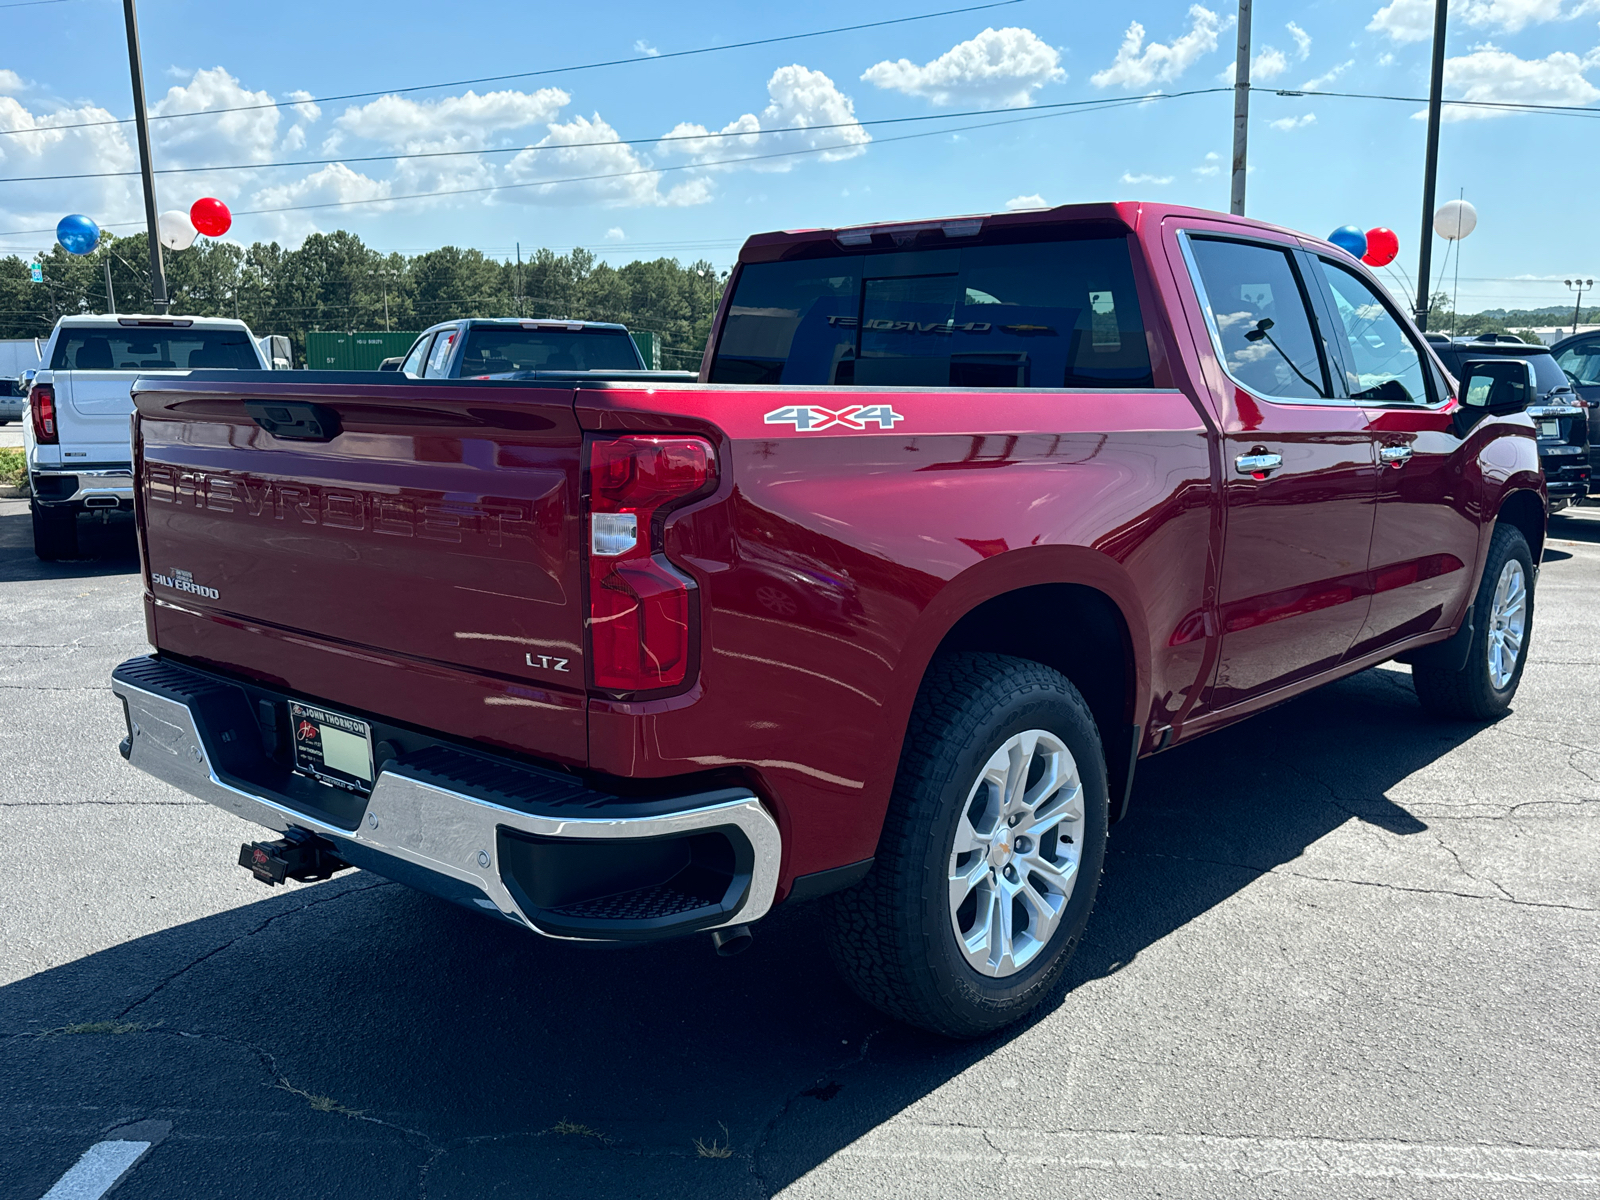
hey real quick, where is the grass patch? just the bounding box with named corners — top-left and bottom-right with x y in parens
top-left (41, 1020), bottom-right (145, 1037)
top-left (546, 1119), bottom-right (609, 1143)
top-left (694, 1122), bottom-right (733, 1160)
top-left (275, 1079), bottom-right (365, 1119)
top-left (0, 447), bottom-right (25, 489)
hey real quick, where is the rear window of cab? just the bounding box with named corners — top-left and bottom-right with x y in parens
top-left (711, 236), bottom-right (1153, 389)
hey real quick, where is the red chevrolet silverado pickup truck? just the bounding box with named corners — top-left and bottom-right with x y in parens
top-left (111, 203), bottom-right (1544, 1037)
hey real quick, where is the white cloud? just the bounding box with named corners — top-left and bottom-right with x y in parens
top-left (1193, 150), bottom-right (1223, 177)
top-left (1287, 21), bottom-right (1312, 59)
top-left (1093, 5), bottom-right (1226, 89)
top-left (336, 88), bottom-right (569, 151)
top-left (504, 112), bottom-right (711, 207)
top-left (1005, 193), bottom-right (1049, 209)
top-left (280, 125), bottom-right (307, 153)
top-left (1301, 59), bottom-right (1355, 90)
top-left (1369, 0), bottom-right (1600, 42)
top-left (151, 67), bottom-right (283, 168)
top-left (0, 95), bottom-right (141, 238)
top-left (661, 65), bottom-right (869, 172)
top-left (605, 226), bottom-right (625, 240)
top-left (286, 89), bottom-right (321, 124)
top-left (1120, 171), bottom-right (1175, 185)
top-left (248, 162), bottom-right (392, 243)
top-left (634, 39), bottom-right (660, 57)
top-left (0, 69), bottom-right (24, 94)
top-left (1218, 45), bottom-right (1289, 82)
top-left (1269, 112), bottom-right (1317, 129)
top-left (1379, 52), bottom-right (1397, 66)
top-left (861, 27), bottom-right (1066, 107)
top-left (1428, 45), bottom-right (1600, 120)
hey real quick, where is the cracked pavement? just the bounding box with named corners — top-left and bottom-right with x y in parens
top-left (1, 497), bottom-right (1597, 1199)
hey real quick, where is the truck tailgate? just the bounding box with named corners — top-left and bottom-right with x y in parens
top-left (133, 375), bottom-right (588, 764)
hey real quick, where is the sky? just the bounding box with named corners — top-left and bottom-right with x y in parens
top-left (0, 0), bottom-right (1596, 314)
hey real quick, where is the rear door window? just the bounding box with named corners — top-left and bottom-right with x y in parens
top-left (1316, 262), bottom-right (1430, 404)
top-left (400, 334), bottom-right (433, 375)
top-left (424, 328), bottom-right (458, 378)
top-left (710, 237), bottom-right (1153, 388)
top-left (1186, 237), bottom-right (1329, 400)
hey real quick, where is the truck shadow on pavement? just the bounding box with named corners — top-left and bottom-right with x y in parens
top-left (0, 666), bottom-right (1489, 1198)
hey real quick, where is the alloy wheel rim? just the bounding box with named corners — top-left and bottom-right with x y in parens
top-left (946, 729), bottom-right (1084, 979)
top-left (1486, 558), bottom-right (1527, 691)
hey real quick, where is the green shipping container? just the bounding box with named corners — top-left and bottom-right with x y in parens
top-left (631, 330), bottom-right (661, 370)
top-left (306, 330), bottom-right (421, 371)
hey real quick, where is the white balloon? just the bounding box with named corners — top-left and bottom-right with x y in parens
top-left (1434, 199), bottom-right (1477, 241)
top-left (159, 209), bottom-right (196, 250)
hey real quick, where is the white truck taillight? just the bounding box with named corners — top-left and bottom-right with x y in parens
top-left (586, 435), bottom-right (715, 693)
top-left (30, 382), bottom-right (57, 444)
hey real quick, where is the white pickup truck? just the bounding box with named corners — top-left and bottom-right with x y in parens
top-left (25, 314), bottom-right (272, 559)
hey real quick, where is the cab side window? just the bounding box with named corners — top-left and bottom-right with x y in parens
top-left (424, 329), bottom-right (458, 378)
top-left (1187, 237), bottom-right (1329, 400)
top-left (1317, 262), bottom-right (1430, 404)
top-left (400, 334), bottom-right (432, 376)
top-left (1556, 338), bottom-right (1600, 386)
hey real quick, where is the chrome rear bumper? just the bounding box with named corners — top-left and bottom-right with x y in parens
top-left (110, 656), bottom-right (781, 941)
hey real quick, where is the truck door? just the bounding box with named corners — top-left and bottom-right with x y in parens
top-left (1306, 255), bottom-right (1480, 655)
top-left (1174, 230), bottom-right (1379, 711)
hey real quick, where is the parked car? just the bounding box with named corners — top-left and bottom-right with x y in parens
top-left (1549, 330), bottom-right (1600, 500)
top-left (1430, 335), bottom-right (1588, 511)
top-left (24, 314), bottom-right (270, 559)
top-left (396, 318), bottom-right (650, 378)
top-left (110, 202), bottom-right (1544, 1039)
top-left (0, 375), bottom-right (23, 425)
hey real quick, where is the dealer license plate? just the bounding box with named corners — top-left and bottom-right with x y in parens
top-left (290, 702), bottom-right (374, 792)
top-left (1540, 420), bottom-right (1561, 437)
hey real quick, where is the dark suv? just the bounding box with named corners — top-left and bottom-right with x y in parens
top-left (1431, 335), bottom-right (1589, 511)
top-left (1549, 330), bottom-right (1600, 500)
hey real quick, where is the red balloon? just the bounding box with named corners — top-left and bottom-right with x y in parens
top-left (1363, 226), bottom-right (1398, 267)
top-left (190, 197), bottom-right (232, 238)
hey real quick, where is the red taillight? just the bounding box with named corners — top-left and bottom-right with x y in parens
top-left (587, 435), bottom-right (715, 693)
top-left (30, 383), bottom-right (57, 445)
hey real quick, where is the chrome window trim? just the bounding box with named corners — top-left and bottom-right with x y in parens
top-left (1175, 229), bottom-right (1349, 409)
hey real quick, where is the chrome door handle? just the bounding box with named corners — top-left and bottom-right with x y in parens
top-left (1234, 452), bottom-right (1283, 476)
top-left (1379, 445), bottom-right (1414, 465)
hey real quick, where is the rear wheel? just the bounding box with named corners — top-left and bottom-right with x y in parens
top-left (1413, 524), bottom-right (1533, 720)
top-left (31, 503), bottom-right (78, 561)
top-left (825, 652), bottom-right (1108, 1038)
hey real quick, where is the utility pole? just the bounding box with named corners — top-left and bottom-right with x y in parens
top-left (516, 242), bottom-right (524, 317)
top-left (104, 257), bottom-right (116, 315)
top-left (1413, 0), bottom-right (1448, 330)
top-left (1567, 279), bottom-right (1593, 335)
top-left (1230, 0), bottom-right (1251, 216)
top-left (123, 0), bottom-right (167, 313)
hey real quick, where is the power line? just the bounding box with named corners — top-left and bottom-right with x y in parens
top-left (0, 91), bottom-right (1220, 184)
top-left (0, 0), bottom-right (1026, 139)
top-left (1263, 85), bottom-right (1600, 117)
top-left (0, 91), bottom-right (1205, 238)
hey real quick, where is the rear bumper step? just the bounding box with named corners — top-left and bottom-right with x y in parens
top-left (110, 655), bottom-right (781, 942)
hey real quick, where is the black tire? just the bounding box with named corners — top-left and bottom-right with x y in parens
top-left (31, 503), bottom-right (78, 561)
top-left (1413, 524), bottom-right (1534, 720)
top-left (825, 652), bottom-right (1108, 1039)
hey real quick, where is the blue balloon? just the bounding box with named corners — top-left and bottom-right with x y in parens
top-left (1328, 225), bottom-right (1367, 258)
top-left (56, 213), bottom-right (100, 256)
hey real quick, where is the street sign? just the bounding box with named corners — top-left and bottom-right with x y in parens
top-left (29, 262), bottom-right (42, 283)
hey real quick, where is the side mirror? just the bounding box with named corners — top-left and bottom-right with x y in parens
top-left (1459, 358), bottom-right (1536, 415)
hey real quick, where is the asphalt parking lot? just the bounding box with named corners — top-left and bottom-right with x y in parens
top-left (1, 497), bottom-right (1596, 1200)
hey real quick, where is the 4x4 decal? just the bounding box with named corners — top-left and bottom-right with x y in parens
top-left (763, 404), bottom-right (904, 432)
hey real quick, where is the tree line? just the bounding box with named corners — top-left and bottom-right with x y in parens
top-left (0, 231), bottom-right (728, 368)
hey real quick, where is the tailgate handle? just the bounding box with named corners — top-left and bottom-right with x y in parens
top-left (244, 400), bottom-right (341, 442)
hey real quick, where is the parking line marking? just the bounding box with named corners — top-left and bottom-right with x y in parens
top-left (39, 1140), bottom-right (152, 1200)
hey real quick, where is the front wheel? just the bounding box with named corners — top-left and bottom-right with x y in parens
top-left (825, 653), bottom-right (1108, 1039)
top-left (1413, 524), bottom-right (1534, 720)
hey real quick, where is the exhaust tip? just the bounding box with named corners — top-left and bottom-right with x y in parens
top-left (710, 924), bottom-right (753, 957)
